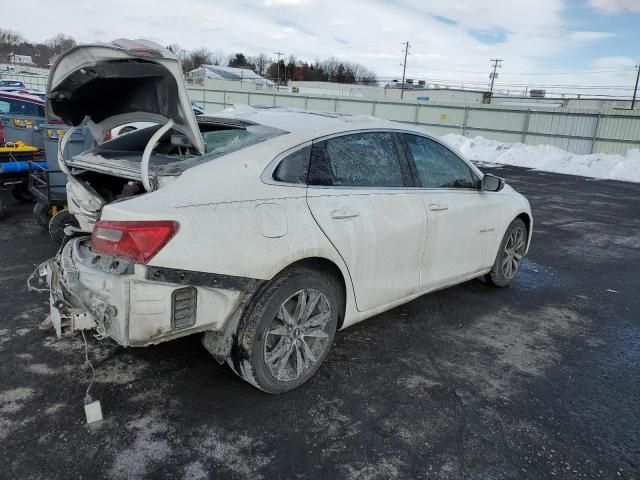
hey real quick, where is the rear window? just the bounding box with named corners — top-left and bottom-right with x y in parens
top-left (202, 129), bottom-right (252, 154)
top-left (159, 124), bottom-right (286, 174)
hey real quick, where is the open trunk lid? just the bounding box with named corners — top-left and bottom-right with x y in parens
top-left (46, 38), bottom-right (204, 154)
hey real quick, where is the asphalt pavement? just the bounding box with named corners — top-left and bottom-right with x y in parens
top-left (0, 165), bottom-right (638, 479)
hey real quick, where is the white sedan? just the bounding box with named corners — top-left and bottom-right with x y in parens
top-left (32, 40), bottom-right (532, 393)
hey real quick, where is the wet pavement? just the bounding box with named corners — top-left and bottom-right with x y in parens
top-left (0, 165), bottom-right (638, 479)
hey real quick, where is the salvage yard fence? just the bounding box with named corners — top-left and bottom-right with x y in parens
top-left (0, 64), bottom-right (49, 91)
top-left (187, 86), bottom-right (640, 156)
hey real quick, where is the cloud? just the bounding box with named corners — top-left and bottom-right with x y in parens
top-left (9, 0), bottom-right (637, 97)
top-left (588, 0), bottom-right (640, 13)
top-left (468, 28), bottom-right (509, 45)
top-left (568, 31), bottom-right (616, 41)
top-left (263, 0), bottom-right (308, 6)
top-left (592, 56), bottom-right (637, 69)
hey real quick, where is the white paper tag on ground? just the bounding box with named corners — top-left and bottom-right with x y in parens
top-left (84, 400), bottom-right (103, 424)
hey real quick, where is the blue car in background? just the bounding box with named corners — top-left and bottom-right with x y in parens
top-left (0, 80), bottom-right (47, 99)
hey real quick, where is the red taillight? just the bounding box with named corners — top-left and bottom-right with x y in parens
top-left (103, 130), bottom-right (112, 142)
top-left (91, 221), bottom-right (179, 264)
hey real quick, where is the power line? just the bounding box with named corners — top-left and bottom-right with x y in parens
top-left (373, 76), bottom-right (637, 90)
top-left (381, 67), bottom-right (636, 76)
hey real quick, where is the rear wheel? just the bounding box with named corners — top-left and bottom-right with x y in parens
top-left (485, 218), bottom-right (527, 287)
top-left (228, 267), bottom-right (339, 394)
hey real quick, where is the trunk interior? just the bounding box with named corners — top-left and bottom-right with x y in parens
top-left (68, 119), bottom-right (258, 204)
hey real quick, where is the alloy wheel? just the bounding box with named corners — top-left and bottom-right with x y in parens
top-left (263, 288), bottom-right (332, 382)
top-left (501, 226), bottom-right (526, 280)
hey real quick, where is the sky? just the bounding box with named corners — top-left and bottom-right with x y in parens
top-left (17, 0), bottom-right (640, 97)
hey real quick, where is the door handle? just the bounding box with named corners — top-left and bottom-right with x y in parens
top-left (331, 209), bottom-right (360, 219)
top-left (428, 203), bottom-right (449, 211)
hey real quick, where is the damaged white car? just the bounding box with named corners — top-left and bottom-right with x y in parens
top-left (30, 39), bottom-right (532, 393)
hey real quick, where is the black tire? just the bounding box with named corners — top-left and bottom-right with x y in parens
top-left (49, 209), bottom-right (79, 244)
top-left (33, 202), bottom-right (52, 229)
top-left (228, 267), bottom-right (340, 394)
top-left (485, 218), bottom-right (528, 287)
top-left (11, 182), bottom-right (34, 203)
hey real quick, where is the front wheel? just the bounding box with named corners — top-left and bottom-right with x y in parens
top-left (485, 218), bottom-right (528, 287)
top-left (228, 267), bottom-right (339, 394)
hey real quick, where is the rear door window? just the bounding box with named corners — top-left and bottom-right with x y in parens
top-left (309, 132), bottom-right (408, 187)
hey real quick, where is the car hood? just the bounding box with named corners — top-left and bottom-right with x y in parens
top-left (46, 38), bottom-right (204, 154)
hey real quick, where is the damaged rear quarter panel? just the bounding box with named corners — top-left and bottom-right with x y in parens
top-left (127, 278), bottom-right (241, 343)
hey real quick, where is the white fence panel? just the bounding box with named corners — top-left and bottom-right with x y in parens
top-left (187, 87), bottom-right (640, 156)
top-left (417, 105), bottom-right (465, 129)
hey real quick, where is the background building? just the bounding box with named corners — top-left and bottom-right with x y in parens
top-left (188, 65), bottom-right (273, 92)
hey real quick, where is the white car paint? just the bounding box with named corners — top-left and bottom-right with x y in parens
top-left (37, 108), bottom-right (532, 348)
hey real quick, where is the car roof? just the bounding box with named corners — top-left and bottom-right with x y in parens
top-left (200, 106), bottom-right (420, 138)
top-left (0, 90), bottom-right (45, 105)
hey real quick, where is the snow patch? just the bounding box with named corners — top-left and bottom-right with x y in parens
top-left (193, 427), bottom-right (272, 478)
top-left (109, 415), bottom-right (172, 479)
top-left (443, 305), bottom-right (585, 399)
top-left (397, 374), bottom-right (440, 391)
top-left (0, 387), bottom-right (35, 413)
top-left (183, 461), bottom-right (208, 480)
top-left (345, 458), bottom-right (401, 480)
top-left (442, 134), bottom-right (640, 183)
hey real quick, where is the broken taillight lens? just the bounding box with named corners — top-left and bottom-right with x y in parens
top-left (91, 220), bottom-right (179, 264)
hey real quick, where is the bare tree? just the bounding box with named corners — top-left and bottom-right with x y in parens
top-left (167, 43), bottom-right (187, 60)
top-left (210, 49), bottom-right (227, 66)
top-left (0, 29), bottom-right (25, 62)
top-left (251, 53), bottom-right (269, 76)
top-left (44, 33), bottom-right (76, 55)
top-left (187, 48), bottom-right (213, 71)
top-left (167, 44), bottom-right (190, 72)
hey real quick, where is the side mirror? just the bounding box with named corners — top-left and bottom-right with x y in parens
top-left (482, 173), bottom-right (504, 192)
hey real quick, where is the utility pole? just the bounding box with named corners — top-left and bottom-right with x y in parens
top-left (632, 64), bottom-right (640, 110)
top-left (400, 41), bottom-right (410, 100)
top-left (274, 51), bottom-right (284, 91)
top-left (488, 58), bottom-right (503, 104)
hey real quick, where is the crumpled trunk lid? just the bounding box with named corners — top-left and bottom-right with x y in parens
top-left (47, 38), bottom-right (204, 154)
